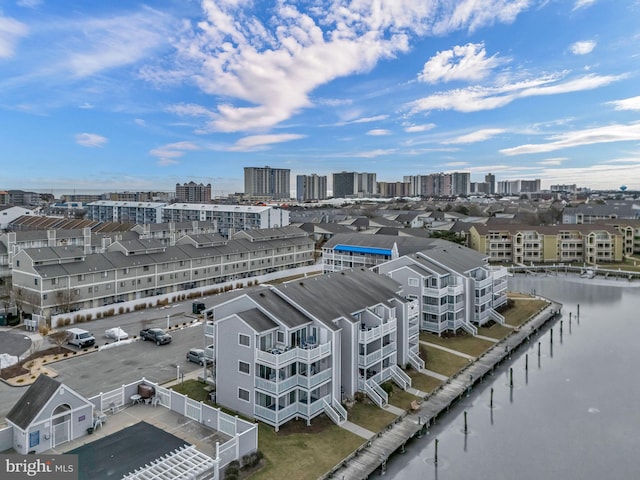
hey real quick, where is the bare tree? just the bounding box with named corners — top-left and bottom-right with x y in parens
top-left (55, 288), bottom-right (78, 314)
top-left (48, 331), bottom-right (68, 354)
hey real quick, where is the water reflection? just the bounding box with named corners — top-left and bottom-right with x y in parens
top-left (384, 276), bottom-right (640, 480)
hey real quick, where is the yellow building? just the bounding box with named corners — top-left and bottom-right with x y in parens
top-left (468, 223), bottom-right (624, 264)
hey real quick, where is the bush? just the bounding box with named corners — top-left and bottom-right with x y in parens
top-left (118, 307), bottom-right (124, 314)
top-left (64, 318), bottom-right (71, 326)
top-left (381, 381), bottom-right (394, 396)
top-left (56, 319), bottom-right (65, 328)
top-left (39, 325), bottom-right (50, 336)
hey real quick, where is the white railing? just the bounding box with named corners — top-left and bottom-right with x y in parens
top-left (323, 399), bottom-right (341, 425)
top-left (461, 321), bottom-right (478, 336)
top-left (382, 342), bottom-right (396, 358)
top-left (299, 368), bottom-right (332, 389)
top-left (255, 341), bottom-right (331, 367)
top-left (358, 349), bottom-right (382, 367)
top-left (255, 375), bottom-right (298, 395)
top-left (359, 317), bottom-right (397, 343)
top-left (368, 379), bottom-right (389, 406)
top-left (424, 303), bottom-right (449, 314)
top-left (488, 308), bottom-right (505, 325)
top-left (392, 365), bottom-right (411, 389)
top-left (474, 276), bottom-right (493, 289)
top-left (408, 350), bottom-right (425, 370)
top-left (363, 381), bottom-right (385, 407)
top-left (422, 320), bottom-right (446, 334)
top-left (100, 388), bottom-right (124, 413)
top-left (408, 323), bottom-right (420, 337)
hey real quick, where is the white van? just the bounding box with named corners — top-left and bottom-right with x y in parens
top-left (66, 328), bottom-right (96, 348)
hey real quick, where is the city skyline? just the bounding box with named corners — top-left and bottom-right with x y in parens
top-left (1, 0), bottom-right (639, 195)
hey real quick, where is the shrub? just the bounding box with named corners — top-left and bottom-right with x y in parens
top-left (118, 307), bottom-right (124, 314)
top-left (64, 318), bottom-right (71, 326)
top-left (56, 319), bottom-right (65, 328)
top-left (381, 382), bottom-right (394, 396)
top-left (86, 313), bottom-right (93, 321)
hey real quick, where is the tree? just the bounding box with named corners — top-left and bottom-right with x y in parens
top-left (55, 288), bottom-right (78, 314)
top-left (48, 331), bottom-right (68, 354)
top-left (429, 230), bottom-right (467, 246)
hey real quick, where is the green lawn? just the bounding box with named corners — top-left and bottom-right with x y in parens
top-left (170, 379), bottom-right (211, 403)
top-left (477, 323), bottom-right (513, 340)
top-left (407, 369), bottom-right (443, 394)
top-left (249, 422), bottom-right (363, 480)
top-left (423, 347), bottom-right (471, 377)
top-left (503, 298), bottom-right (549, 327)
top-left (347, 402), bottom-right (397, 432)
top-left (420, 332), bottom-right (494, 357)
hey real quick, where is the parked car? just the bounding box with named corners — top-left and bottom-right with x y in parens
top-left (186, 348), bottom-right (212, 366)
top-left (105, 327), bottom-right (128, 340)
top-left (139, 328), bottom-right (172, 345)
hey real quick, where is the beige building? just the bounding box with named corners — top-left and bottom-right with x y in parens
top-left (468, 224), bottom-right (624, 264)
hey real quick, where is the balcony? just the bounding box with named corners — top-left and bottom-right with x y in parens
top-left (473, 276), bottom-right (493, 289)
top-left (424, 303), bottom-right (449, 315)
top-left (359, 318), bottom-right (397, 343)
top-left (382, 341), bottom-right (396, 358)
top-left (254, 394), bottom-right (330, 425)
top-left (358, 349), bottom-right (383, 367)
top-left (255, 341), bottom-right (331, 368)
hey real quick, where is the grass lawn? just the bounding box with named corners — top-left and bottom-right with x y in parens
top-left (477, 323), bottom-right (513, 340)
top-left (420, 332), bottom-right (494, 357)
top-left (347, 402), bottom-right (397, 433)
top-left (170, 379), bottom-right (211, 403)
top-left (407, 369), bottom-right (444, 394)
top-left (388, 388), bottom-right (420, 411)
top-left (249, 422), bottom-right (363, 480)
top-left (503, 298), bottom-right (549, 327)
top-left (423, 347), bottom-right (471, 377)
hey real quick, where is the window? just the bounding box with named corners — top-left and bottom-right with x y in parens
top-left (238, 388), bottom-right (250, 402)
top-left (51, 278), bottom-right (58, 285)
top-left (408, 277), bottom-right (419, 287)
top-left (239, 361), bottom-right (250, 374)
top-left (239, 333), bottom-right (250, 347)
top-left (43, 294), bottom-right (47, 300)
top-left (34, 278), bottom-right (38, 286)
top-left (16, 260), bottom-right (20, 267)
top-left (78, 274), bottom-right (84, 281)
top-left (102, 271), bottom-right (108, 278)
top-left (277, 331), bottom-right (285, 344)
top-left (143, 266), bottom-right (149, 272)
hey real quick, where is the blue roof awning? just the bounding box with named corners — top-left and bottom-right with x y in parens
top-left (333, 244), bottom-right (392, 256)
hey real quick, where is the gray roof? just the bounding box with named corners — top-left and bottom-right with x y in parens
top-left (7, 374), bottom-right (62, 430)
top-left (247, 288), bottom-right (312, 329)
top-left (419, 241), bottom-right (488, 274)
top-left (324, 233), bottom-right (435, 256)
top-left (275, 269), bottom-right (403, 327)
top-left (237, 308), bottom-right (279, 333)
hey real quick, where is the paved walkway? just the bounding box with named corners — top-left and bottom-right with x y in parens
top-left (475, 334), bottom-right (499, 343)
top-left (418, 368), bottom-right (449, 382)
top-left (419, 340), bottom-right (475, 360)
top-left (341, 421), bottom-right (375, 440)
top-left (382, 404), bottom-right (405, 416)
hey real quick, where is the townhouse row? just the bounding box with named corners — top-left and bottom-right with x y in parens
top-left (204, 242), bottom-right (508, 431)
top-left (11, 227), bottom-right (314, 317)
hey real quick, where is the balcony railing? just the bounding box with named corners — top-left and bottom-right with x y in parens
top-left (255, 341), bottom-right (331, 368)
top-left (358, 349), bottom-right (383, 367)
top-left (359, 318), bottom-right (396, 343)
top-left (382, 342), bottom-right (396, 358)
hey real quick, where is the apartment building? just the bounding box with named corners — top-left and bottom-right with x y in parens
top-left (375, 242), bottom-right (509, 334)
top-left (175, 182), bottom-right (211, 203)
top-left (562, 201), bottom-right (640, 224)
top-left (468, 224), bottom-right (624, 264)
top-left (332, 172), bottom-right (377, 198)
top-left (205, 269), bottom-right (418, 431)
top-left (322, 233), bottom-right (435, 273)
top-left (244, 166), bottom-right (291, 200)
top-left (11, 227), bottom-right (314, 317)
top-left (85, 201), bottom-right (290, 236)
top-left (604, 219), bottom-right (640, 256)
top-left (296, 174), bottom-right (327, 201)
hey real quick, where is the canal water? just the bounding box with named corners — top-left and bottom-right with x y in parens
top-left (384, 274), bottom-right (640, 480)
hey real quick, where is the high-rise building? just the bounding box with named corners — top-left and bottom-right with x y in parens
top-left (244, 166), bottom-right (291, 200)
top-left (296, 174), bottom-right (327, 201)
top-left (520, 179), bottom-right (541, 193)
top-left (332, 171), bottom-right (377, 198)
top-left (451, 172), bottom-right (471, 196)
top-left (175, 182), bottom-right (211, 203)
top-left (485, 173), bottom-right (496, 195)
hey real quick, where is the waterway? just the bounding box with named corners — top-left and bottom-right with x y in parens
top-left (384, 274), bottom-right (640, 480)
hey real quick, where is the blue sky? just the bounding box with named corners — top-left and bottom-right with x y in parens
top-left (1, 0), bottom-right (639, 196)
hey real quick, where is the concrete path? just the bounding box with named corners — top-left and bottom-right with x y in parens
top-left (419, 340), bottom-right (475, 360)
top-left (419, 368), bottom-right (449, 382)
top-left (407, 387), bottom-right (426, 397)
top-left (382, 404), bottom-right (405, 416)
top-left (341, 421), bottom-right (375, 440)
top-left (475, 334), bottom-right (499, 343)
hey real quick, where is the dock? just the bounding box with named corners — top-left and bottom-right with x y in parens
top-left (325, 299), bottom-right (562, 480)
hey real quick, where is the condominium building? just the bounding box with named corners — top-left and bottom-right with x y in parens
top-left (485, 173), bottom-right (496, 195)
top-left (175, 182), bottom-right (212, 203)
top-left (332, 172), bottom-right (377, 198)
top-left (85, 201), bottom-right (290, 236)
top-left (205, 268), bottom-right (420, 431)
top-left (322, 233), bottom-right (435, 273)
top-left (244, 166), bottom-right (291, 200)
top-left (468, 224), bottom-right (624, 264)
top-left (375, 242), bottom-right (509, 334)
top-left (11, 226), bottom-right (314, 317)
top-left (562, 201), bottom-right (640, 224)
top-left (377, 182), bottom-right (410, 198)
top-left (295, 174), bottom-right (327, 201)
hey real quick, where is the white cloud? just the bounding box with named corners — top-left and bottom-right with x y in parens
top-left (75, 133), bottom-right (107, 147)
top-left (404, 123), bottom-right (436, 133)
top-left (407, 73), bottom-right (622, 114)
top-left (443, 128), bottom-right (505, 144)
top-left (150, 0), bottom-right (532, 133)
top-left (367, 129), bottom-right (391, 136)
top-left (0, 15), bottom-right (28, 59)
top-left (537, 157), bottom-right (567, 166)
top-left (570, 40), bottom-right (596, 55)
top-left (17, 0), bottom-right (43, 8)
top-left (61, 8), bottom-right (172, 78)
top-left (149, 141), bottom-right (199, 166)
top-left (78, 103), bottom-right (94, 109)
top-left (573, 0), bottom-right (596, 10)
top-left (134, 118), bottom-right (146, 127)
top-left (418, 43), bottom-right (503, 84)
top-left (228, 133), bottom-right (306, 152)
top-left (608, 96), bottom-right (640, 111)
top-left (351, 149), bottom-right (396, 158)
top-left (500, 123), bottom-right (640, 156)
